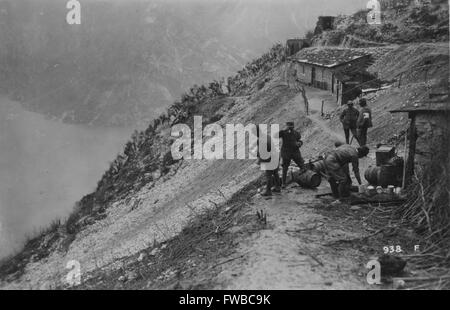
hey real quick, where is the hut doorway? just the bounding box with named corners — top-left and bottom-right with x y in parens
top-left (332, 73), bottom-right (335, 94)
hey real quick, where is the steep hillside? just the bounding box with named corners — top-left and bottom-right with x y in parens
top-left (312, 0), bottom-right (449, 47)
top-left (1, 37), bottom-right (447, 289)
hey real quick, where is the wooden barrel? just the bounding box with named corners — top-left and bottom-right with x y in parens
top-left (365, 166), bottom-right (381, 186)
top-left (293, 170), bottom-right (322, 188)
top-left (312, 160), bottom-right (326, 174)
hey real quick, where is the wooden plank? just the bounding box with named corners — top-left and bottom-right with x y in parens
top-left (404, 116), bottom-right (417, 188)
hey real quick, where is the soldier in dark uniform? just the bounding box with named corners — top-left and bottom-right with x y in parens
top-left (340, 101), bottom-right (360, 145)
top-left (279, 122), bottom-right (304, 188)
top-left (357, 98), bottom-right (373, 146)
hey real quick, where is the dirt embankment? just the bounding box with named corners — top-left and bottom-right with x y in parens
top-left (312, 1), bottom-right (449, 47)
top-left (1, 41), bottom-right (448, 290)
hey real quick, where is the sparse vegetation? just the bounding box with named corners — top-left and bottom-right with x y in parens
top-left (1, 2), bottom-right (449, 289)
top-left (396, 149), bottom-right (450, 274)
top-left (0, 219), bottom-right (66, 281)
top-left (0, 42), bottom-right (287, 280)
top-left (314, 1), bottom-right (449, 46)
top-left (229, 43), bottom-right (286, 96)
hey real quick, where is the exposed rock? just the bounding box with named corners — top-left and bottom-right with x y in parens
top-left (137, 253), bottom-right (146, 262)
top-left (149, 248), bottom-right (160, 256)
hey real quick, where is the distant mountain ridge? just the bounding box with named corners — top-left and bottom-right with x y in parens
top-left (0, 0), bottom-right (367, 127)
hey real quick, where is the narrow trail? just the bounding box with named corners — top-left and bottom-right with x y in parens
top-left (213, 86), bottom-right (374, 290)
top-left (218, 186), bottom-right (369, 289)
top-left (304, 88), bottom-right (345, 142)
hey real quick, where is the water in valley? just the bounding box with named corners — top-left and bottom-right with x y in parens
top-left (0, 97), bottom-right (134, 259)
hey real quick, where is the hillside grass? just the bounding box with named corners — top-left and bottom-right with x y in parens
top-left (0, 44), bottom-right (285, 282)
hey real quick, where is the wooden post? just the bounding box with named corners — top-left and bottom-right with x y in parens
top-left (398, 73), bottom-right (403, 88)
top-left (404, 115), bottom-right (417, 188)
top-left (284, 62), bottom-right (289, 87)
top-left (402, 130), bottom-right (408, 189)
top-left (321, 100), bottom-right (324, 117)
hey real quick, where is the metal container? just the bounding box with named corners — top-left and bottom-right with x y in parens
top-left (376, 145), bottom-right (396, 166)
top-left (366, 163), bottom-right (403, 188)
top-left (387, 185), bottom-right (395, 195)
top-left (293, 170), bottom-right (322, 188)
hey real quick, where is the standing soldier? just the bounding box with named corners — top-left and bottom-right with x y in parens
top-left (357, 98), bottom-right (373, 146)
top-left (256, 127), bottom-right (281, 197)
top-left (324, 144), bottom-right (369, 201)
top-left (279, 122), bottom-right (304, 188)
top-left (340, 101), bottom-right (360, 145)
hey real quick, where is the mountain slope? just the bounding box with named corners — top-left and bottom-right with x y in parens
top-left (1, 38), bottom-right (447, 288)
top-left (0, 0), bottom-right (448, 288)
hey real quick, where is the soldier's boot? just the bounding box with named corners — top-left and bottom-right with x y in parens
top-left (338, 181), bottom-right (351, 200)
top-left (272, 184), bottom-right (281, 193)
top-left (281, 167), bottom-right (288, 188)
top-left (261, 187), bottom-right (273, 197)
top-left (272, 174), bottom-right (281, 193)
top-left (329, 181), bottom-right (340, 199)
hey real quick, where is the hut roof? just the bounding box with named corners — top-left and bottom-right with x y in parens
top-left (290, 47), bottom-right (370, 68)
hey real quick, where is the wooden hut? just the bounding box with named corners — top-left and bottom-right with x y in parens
top-left (390, 93), bottom-right (450, 187)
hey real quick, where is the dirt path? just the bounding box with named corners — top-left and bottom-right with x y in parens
top-left (216, 184), bottom-right (372, 289)
top-left (305, 87), bottom-right (343, 136)
top-left (213, 86), bottom-right (375, 290)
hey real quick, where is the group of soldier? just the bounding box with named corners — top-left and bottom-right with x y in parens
top-left (257, 97), bottom-right (373, 202)
top-left (339, 98), bottom-right (373, 146)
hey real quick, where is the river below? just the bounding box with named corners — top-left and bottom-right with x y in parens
top-left (0, 97), bottom-right (134, 259)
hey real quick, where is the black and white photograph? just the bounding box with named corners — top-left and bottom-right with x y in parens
top-left (0, 0), bottom-right (449, 294)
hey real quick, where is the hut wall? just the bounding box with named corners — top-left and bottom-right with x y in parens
top-left (414, 112), bottom-right (450, 177)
